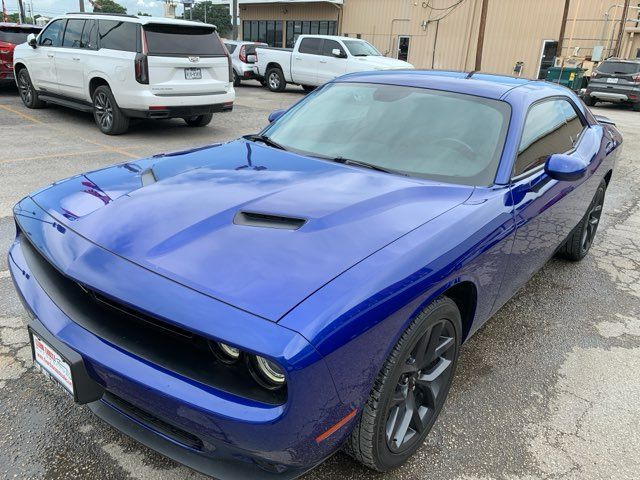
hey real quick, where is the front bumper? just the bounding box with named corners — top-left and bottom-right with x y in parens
top-left (9, 197), bottom-right (354, 478)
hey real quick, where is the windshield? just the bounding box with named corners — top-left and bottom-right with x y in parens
top-left (0, 27), bottom-right (40, 45)
top-left (264, 83), bottom-right (510, 186)
top-left (343, 40), bottom-right (381, 57)
top-left (144, 24), bottom-right (226, 56)
top-left (597, 61), bottom-right (640, 75)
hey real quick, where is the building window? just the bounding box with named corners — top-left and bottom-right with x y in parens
top-left (242, 20), bottom-right (283, 47)
top-left (285, 20), bottom-right (337, 48)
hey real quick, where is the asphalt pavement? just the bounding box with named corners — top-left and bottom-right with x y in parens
top-left (0, 80), bottom-right (638, 480)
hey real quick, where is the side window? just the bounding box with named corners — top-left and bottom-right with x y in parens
top-left (99, 20), bottom-right (138, 52)
top-left (225, 43), bottom-right (237, 54)
top-left (298, 37), bottom-right (322, 55)
top-left (39, 19), bottom-right (65, 47)
top-left (514, 99), bottom-right (586, 177)
top-left (322, 39), bottom-right (344, 57)
top-left (62, 19), bottom-right (85, 48)
top-left (81, 20), bottom-right (98, 50)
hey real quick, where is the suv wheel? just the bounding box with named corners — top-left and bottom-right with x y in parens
top-left (184, 113), bottom-right (213, 127)
top-left (92, 86), bottom-right (129, 135)
top-left (266, 68), bottom-right (286, 92)
top-left (345, 297), bottom-right (461, 471)
top-left (583, 95), bottom-right (596, 107)
top-left (17, 68), bottom-right (46, 109)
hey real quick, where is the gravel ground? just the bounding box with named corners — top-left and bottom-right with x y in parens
top-left (0, 80), bottom-right (638, 480)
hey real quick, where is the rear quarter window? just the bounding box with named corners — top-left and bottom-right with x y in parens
top-left (0, 27), bottom-right (41, 44)
top-left (144, 24), bottom-right (225, 56)
top-left (99, 20), bottom-right (138, 52)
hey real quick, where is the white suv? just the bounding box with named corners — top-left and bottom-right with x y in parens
top-left (13, 13), bottom-right (235, 135)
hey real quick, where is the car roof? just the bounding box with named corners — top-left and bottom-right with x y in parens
top-left (298, 34), bottom-right (365, 42)
top-left (335, 69), bottom-right (573, 100)
top-left (48, 13), bottom-right (213, 28)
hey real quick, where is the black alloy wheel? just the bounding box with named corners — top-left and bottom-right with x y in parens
top-left (17, 68), bottom-right (45, 108)
top-left (93, 90), bottom-right (114, 132)
top-left (92, 85), bottom-right (129, 135)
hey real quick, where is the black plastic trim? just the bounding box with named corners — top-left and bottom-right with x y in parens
top-left (233, 211), bottom-right (306, 230)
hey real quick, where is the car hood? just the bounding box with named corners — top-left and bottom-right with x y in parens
top-left (353, 56), bottom-right (414, 70)
top-left (31, 140), bottom-right (472, 321)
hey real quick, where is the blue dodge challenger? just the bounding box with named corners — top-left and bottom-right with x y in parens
top-left (9, 71), bottom-right (621, 478)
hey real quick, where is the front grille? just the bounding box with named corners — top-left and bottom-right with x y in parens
top-left (104, 392), bottom-right (204, 450)
top-left (20, 235), bottom-right (286, 405)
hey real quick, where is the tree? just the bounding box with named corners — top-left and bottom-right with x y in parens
top-left (6, 12), bottom-right (20, 22)
top-left (137, 11), bottom-right (152, 17)
top-left (190, 2), bottom-right (232, 36)
top-left (92, 0), bottom-right (127, 14)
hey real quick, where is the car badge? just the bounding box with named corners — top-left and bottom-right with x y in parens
top-left (188, 56), bottom-right (200, 63)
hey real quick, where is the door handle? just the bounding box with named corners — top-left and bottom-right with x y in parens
top-left (319, 60), bottom-right (327, 64)
top-left (72, 57), bottom-right (81, 61)
top-left (47, 53), bottom-right (54, 58)
top-left (295, 56), bottom-right (301, 60)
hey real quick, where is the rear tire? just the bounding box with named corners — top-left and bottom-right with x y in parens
top-left (17, 68), bottom-right (46, 109)
top-left (184, 113), bottom-right (213, 127)
top-left (92, 85), bottom-right (129, 135)
top-left (345, 296), bottom-right (461, 472)
top-left (266, 68), bottom-right (286, 92)
top-left (557, 179), bottom-right (607, 261)
top-left (233, 71), bottom-right (241, 87)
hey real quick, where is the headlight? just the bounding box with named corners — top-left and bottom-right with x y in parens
top-left (252, 355), bottom-right (286, 388)
top-left (210, 341), bottom-right (241, 364)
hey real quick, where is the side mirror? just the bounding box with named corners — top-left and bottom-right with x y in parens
top-left (27, 33), bottom-right (37, 48)
top-left (268, 109), bottom-right (286, 123)
top-left (247, 54), bottom-right (257, 63)
top-left (332, 48), bottom-right (346, 58)
top-left (545, 154), bottom-right (587, 181)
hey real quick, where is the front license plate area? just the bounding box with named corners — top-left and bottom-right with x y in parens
top-left (31, 332), bottom-right (74, 396)
top-left (184, 68), bottom-right (202, 80)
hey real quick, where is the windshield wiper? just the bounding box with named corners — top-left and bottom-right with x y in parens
top-left (331, 156), bottom-right (406, 176)
top-left (243, 134), bottom-right (287, 151)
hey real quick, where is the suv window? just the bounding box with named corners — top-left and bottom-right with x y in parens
top-left (224, 43), bottom-right (237, 54)
top-left (322, 39), bottom-right (344, 57)
top-left (144, 24), bottom-right (225, 56)
top-left (0, 26), bottom-right (41, 44)
top-left (597, 60), bottom-right (640, 75)
top-left (514, 99), bottom-right (585, 177)
top-left (99, 20), bottom-right (138, 52)
top-left (62, 19), bottom-right (85, 48)
top-left (81, 20), bottom-right (98, 50)
top-left (298, 37), bottom-right (322, 55)
top-left (39, 19), bottom-right (65, 47)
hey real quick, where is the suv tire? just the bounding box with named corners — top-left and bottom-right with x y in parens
top-left (583, 95), bottom-right (596, 107)
top-left (92, 85), bottom-right (129, 135)
top-left (184, 113), bottom-right (213, 127)
top-left (17, 68), bottom-right (46, 109)
top-left (266, 67), bottom-right (286, 92)
top-left (345, 296), bottom-right (461, 471)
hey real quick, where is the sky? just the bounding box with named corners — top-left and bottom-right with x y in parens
top-left (3, 0), bottom-right (188, 18)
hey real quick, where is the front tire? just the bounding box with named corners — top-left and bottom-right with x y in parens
top-left (266, 68), bottom-right (286, 92)
top-left (557, 179), bottom-right (607, 261)
top-left (345, 297), bottom-right (461, 471)
top-left (17, 68), bottom-right (46, 109)
top-left (184, 113), bottom-right (213, 127)
top-left (92, 85), bottom-right (129, 135)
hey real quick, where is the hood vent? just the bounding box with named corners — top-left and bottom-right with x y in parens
top-left (233, 211), bottom-right (306, 230)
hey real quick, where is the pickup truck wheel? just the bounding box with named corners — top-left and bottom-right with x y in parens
top-left (17, 68), bottom-right (46, 109)
top-left (184, 113), bottom-right (213, 127)
top-left (266, 68), bottom-right (286, 92)
top-left (92, 85), bottom-right (129, 135)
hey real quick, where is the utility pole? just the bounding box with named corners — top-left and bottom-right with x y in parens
top-left (79, 0), bottom-right (85, 13)
top-left (474, 0), bottom-right (489, 71)
top-left (557, 0), bottom-right (571, 59)
top-left (17, 0), bottom-right (25, 23)
top-left (232, 0), bottom-right (238, 39)
top-left (615, 0), bottom-right (631, 57)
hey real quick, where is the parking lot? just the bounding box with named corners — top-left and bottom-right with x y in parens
top-left (0, 80), bottom-right (639, 480)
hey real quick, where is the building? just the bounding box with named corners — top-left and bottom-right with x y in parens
top-left (213, 0), bottom-right (640, 79)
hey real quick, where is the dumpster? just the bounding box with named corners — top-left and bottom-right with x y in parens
top-left (545, 66), bottom-right (585, 90)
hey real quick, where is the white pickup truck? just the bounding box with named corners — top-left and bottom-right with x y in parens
top-left (254, 35), bottom-right (413, 92)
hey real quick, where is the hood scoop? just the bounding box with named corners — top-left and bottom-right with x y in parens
top-left (233, 211), bottom-right (306, 230)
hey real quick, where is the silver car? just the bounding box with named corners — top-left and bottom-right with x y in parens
top-left (223, 39), bottom-right (266, 86)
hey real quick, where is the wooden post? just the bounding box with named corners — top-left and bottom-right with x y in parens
top-left (232, 0), bottom-right (238, 40)
top-left (474, 0), bottom-right (489, 71)
top-left (556, 0), bottom-right (571, 58)
top-left (615, 0), bottom-right (631, 57)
